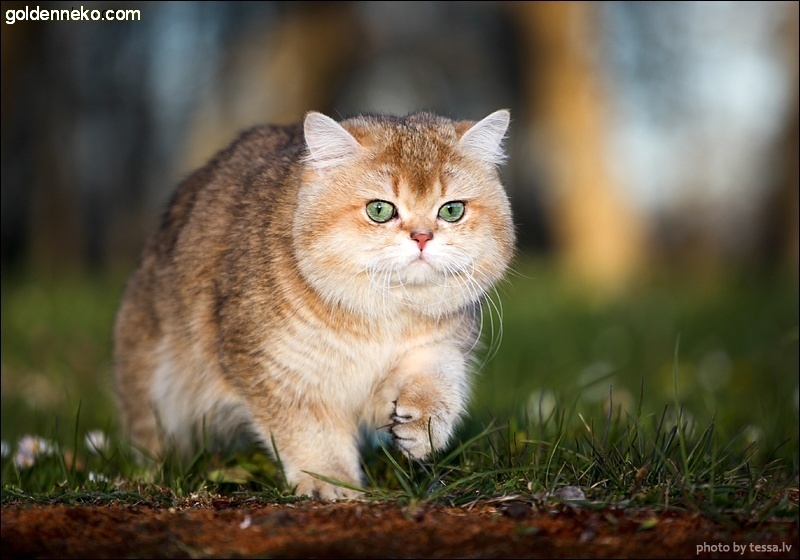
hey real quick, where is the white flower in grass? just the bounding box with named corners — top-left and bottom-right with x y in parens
top-left (743, 424), bottom-right (763, 444)
top-left (15, 435), bottom-right (57, 469)
top-left (526, 388), bottom-right (557, 421)
top-left (553, 486), bottom-right (586, 502)
top-left (84, 430), bottom-right (110, 455)
top-left (1, 441), bottom-right (9, 459)
top-left (88, 471), bottom-right (108, 482)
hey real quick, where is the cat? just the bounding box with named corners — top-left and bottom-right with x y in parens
top-left (113, 109), bottom-right (515, 500)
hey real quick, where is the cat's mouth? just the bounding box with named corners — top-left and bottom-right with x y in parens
top-left (399, 256), bottom-right (443, 286)
top-left (407, 253), bottom-right (435, 270)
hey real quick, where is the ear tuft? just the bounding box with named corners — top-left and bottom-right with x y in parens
top-left (304, 112), bottom-right (361, 170)
top-left (458, 109), bottom-right (510, 166)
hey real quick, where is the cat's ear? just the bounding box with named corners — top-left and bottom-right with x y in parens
top-left (458, 109), bottom-right (510, 166)
top-left (304, 112), bottom-right (362, 170)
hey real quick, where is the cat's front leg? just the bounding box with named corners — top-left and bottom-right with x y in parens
top-left (249, 404), bottom-right (365, 501)
top-left (385, 346), bottom-right (470, 459)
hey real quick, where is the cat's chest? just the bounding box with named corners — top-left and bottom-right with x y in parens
top-left (266, 315), bottom-right (441, 396)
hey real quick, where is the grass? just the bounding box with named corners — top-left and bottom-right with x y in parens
top-left (1, 257), bottom-right (798, 521)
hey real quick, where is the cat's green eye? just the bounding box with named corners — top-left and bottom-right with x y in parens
top-left (366, 200), bottom-right (396, 223)
top-left (438, 201), bottom-right (465, 222)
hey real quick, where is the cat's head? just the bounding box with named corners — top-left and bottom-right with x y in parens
top-left (293, 110), bottom-right (515, 319)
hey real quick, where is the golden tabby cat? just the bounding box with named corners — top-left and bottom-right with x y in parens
top-left (113, 109), bottom-right (515, 499)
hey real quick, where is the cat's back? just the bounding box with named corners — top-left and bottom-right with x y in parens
top-left (149, 123), bottom-right (305, 264)
top-left (116, 121), bottom-right (307, 346)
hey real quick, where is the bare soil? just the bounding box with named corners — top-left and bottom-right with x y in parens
top-left (2, 499), bottom-right (797, 559)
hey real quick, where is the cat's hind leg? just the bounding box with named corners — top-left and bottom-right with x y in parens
top-left (113, 335), bottom-right (163, 460)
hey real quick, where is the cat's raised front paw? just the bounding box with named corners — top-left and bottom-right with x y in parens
top-left (390, 398), bottom-right (454, 459)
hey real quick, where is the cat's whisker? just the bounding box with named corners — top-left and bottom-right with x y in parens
top-left (445, 252), bottom-right (486, 309)
top-left (369, 263), bottom-right (396, 322)
top-left (440, 260), bottom-right (490, 355)
top-left (396, 269), bottom-right (415, 303)
top-left (473, 280), bottom-right (505, 368)
top-left (466, 285), bottom-right (486, 357)
top-left (468, 281), bottom-right (491, 356)
top-left (382, 267), bottom-right (395, 319)
top-left (364, 265), bottom-right (383, 318)
top-left (440, 247), bottom-right (505, 366)
top-left (481, 287), bottom-right (505, 367)
top-left (364, 263), bottom-right (400, 326)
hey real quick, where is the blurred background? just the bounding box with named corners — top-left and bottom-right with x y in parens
top-left (1, 1), bottom-right (798, 461)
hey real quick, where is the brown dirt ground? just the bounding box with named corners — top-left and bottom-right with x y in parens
top-left (1, 499), bottom-right (797, 559)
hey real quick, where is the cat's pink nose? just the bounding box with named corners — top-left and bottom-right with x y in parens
top-left (410, 231), bottom-right (433, 251)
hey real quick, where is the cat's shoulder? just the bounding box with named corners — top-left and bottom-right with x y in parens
top-left (149, 122), bottom-right (305, 257)
top-left (214, 122), bottom-right (306, 172)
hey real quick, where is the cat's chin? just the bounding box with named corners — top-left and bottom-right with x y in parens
top-left (400, 258), bottom-right (441, 285)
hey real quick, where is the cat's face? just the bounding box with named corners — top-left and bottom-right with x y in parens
top-left (293, 111), bottom-right (515, 318)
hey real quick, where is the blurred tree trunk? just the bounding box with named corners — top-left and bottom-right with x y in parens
top-left (774, 106), bottom-right (799, 269)
top-left (756, 1), bottom-right (798, 272)
top-left (512, 2), bottom-right (647, 297)
top-left (2, 19), bottom-right (84, 276)
top-left (778, 2), bottom-right (799, 269)
top-left (181, 3), bottom-right (360, 175)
